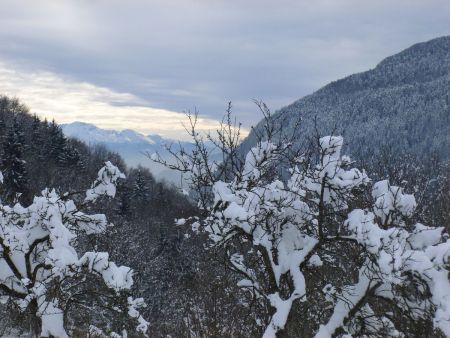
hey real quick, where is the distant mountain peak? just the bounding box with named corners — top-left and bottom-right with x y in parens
top-left (61, 122), bottom-right (155, 145)
top-left (60, 121), bottom-right (197, 182)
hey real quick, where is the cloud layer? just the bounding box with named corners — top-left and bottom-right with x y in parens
top-left (0, 61), bottom-right (223, 139)
top-left (0, 0), bottom-right (449, 136)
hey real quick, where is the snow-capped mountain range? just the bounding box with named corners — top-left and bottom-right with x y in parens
top-left (62, 122), bottom-right (157, 145)
top-left (61, 122), bottom-right (196, 181)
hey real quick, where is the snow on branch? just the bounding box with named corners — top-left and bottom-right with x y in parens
top-left (0, 161), bottom-right (147, 337)
top-left (170, 127), bottom-right (450, 337)
top-left (85, 161), bottom-right (126, 202)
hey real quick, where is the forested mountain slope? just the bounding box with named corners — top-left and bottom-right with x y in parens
top-left (243, 35), bottom-right (450, 160)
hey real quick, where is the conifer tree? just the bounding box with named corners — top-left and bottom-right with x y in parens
top-left (0, 117), bottom-right (29, 203)
top-left (117, 182), bottom-right (132, 217)
top-left (0, 113), bottom-right (6, 156)
top-left (47, 120), bottom-right (67, 164)
top-left (28, 115), bottom-right (44, 157)
top-left (132, 169), bottom-right (150, 203)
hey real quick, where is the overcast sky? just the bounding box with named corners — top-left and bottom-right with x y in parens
top-left (0, 0), bottom-right (449, 139)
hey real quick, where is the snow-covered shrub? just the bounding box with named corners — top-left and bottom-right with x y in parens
top-left (153, 106), bottom-right (450, 337)
top-left (0, 162), bottom-right (148, 337)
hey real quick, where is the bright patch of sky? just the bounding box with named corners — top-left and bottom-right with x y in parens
top-left (0, 0), bottom-right (449, 139)
top-left (0, 61), bottom-right (220, 139)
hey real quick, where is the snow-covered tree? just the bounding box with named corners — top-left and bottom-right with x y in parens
top-left (0, 161), bottom-right (148, 337)
top-left (152, 105), bottom-right (450, 337)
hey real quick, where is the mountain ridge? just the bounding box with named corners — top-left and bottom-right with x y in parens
top-left (61, 121), bottom-right (195, 182)
top-left (242, 35), bottom-right (450, 161)
top-left (61, 121), bottom-right (163, 145)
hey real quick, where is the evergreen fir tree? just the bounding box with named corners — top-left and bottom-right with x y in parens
top-left (0, 117), bottom-right (29, 203)
top-left (30, 115), bottom-right (43, 149)
top-left (59, 143), bottom-right (85, 171)
top-left (132, 169), bottom-right (150, 203)
top-left (117, 182), bottom-right (132, 217)
top-left (0, 113), bottom-right (6, 156)
top-left (47, 120), bottom-right (67, 164)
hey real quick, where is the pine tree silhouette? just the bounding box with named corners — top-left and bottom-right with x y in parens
top-left (1, 117), bottom-right (29, 203)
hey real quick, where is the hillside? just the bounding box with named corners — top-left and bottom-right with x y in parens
top-left (0, 95), bottom-right (197, 335)
top-left (242, 36), bottom-right (450, 160)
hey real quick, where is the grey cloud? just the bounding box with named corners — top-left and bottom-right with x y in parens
top-left (0, 0), bottom-right (449, 128)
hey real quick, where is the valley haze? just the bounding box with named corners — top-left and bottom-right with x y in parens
top-left (61, 121), bottom-right (196, 183)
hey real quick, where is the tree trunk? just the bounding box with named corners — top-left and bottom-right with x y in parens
top-left (28, 299), bottom-right (42, 338)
